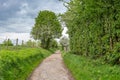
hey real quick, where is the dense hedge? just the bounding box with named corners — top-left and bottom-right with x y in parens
top-left (0, 48), bottom-right (51, 80)
top-left (62, 0), bottom-right (120, 64)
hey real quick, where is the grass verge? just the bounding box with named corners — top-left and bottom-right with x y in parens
top-left (0, 48), bottom-right (51, 80)
top-left (63, 53), bottom-right (120, 80)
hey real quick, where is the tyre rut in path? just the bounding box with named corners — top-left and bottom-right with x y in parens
top-left (28, 50), bottom-right (74, 80)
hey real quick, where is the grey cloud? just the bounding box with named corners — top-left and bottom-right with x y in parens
top-left (0, 0), bottom-right (67, 33)
top-left (0, 0), bottom-right (25, 20)
top-left (0, 17), bottom-right (34, 33)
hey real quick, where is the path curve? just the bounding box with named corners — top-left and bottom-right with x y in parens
top-left (28, 50), bottom-right (74, 80)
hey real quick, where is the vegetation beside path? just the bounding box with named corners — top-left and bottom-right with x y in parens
top-left (61, 0), bottom-right (120, 79)
top-left (0, 48), bottom-right (51, 80)
top-left (63, 53), bottom-right (120, 80)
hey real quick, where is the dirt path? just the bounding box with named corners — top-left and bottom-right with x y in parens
top-left (28, 50), bottom-right (74, 80)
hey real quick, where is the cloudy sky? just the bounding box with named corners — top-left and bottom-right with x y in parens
top-left (0, 0), bottom-right (68, 44)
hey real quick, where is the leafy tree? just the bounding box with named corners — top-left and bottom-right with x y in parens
top-left (2, 39), bottom-right (13, 46)
top-left (59, 36), bottom-right (69, 51)
top-left (31, 10), bottom-right (62, 49)
top-left (25, 40), bottom-right (36, 47)
top-left (36, 40), bottom-right (41, 47)
top-left (50, 39), bottom-right (58, 48)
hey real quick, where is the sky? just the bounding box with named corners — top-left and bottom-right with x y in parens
top-left (0, 0), bottom-right (69, 44)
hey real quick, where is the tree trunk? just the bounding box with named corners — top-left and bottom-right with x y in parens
top-left (45, 38), bottom-right (51, 49)
top-left (41, 39), bottom-right (45, 48)
top-left (110, 36), bottom-right (113, 50)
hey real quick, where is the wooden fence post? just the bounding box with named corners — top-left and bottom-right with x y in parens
top-left (16, 38), bottom-right (18, 49)
top-left (6, 39), bottom-right (9, 49)
top-left (22, 40), bottom-right (24, 46)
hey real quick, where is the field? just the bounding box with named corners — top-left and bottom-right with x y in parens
top-left (0, 48), bottom-right (51, 80)
top-left (63, 53), bottom-right (120, 80)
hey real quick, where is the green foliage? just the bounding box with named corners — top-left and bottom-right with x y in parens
top-left (50, 39), bottom-right (58, 49)
top-left (2, 39), bottom-right (13, 46)
top-left (62, 0), bottom-right (120, 63)
top-left (105, 42), bottom-right (120, 65)
top-left (31, 10), bottom-right (62, 49)
top-left (63, 53), bottom-right (120, 80)
top-left (0, 48), bottom-right (51, 80)
top-left (25, 40), bottom-right (36, 47)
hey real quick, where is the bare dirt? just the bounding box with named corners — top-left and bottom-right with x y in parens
top-left (28, 50), bottom-right (74, 80)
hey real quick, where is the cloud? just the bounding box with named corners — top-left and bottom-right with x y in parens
top-left (0, 17), bottom-right (34, 33)
top-left (0, 0), bottom-right (68, 42)
top-left (0, 32), bottom-right (33, 45)
top-left (62, 27), bottom-right (69, 37)
top-left (0, 0), bottom-right (67, 33)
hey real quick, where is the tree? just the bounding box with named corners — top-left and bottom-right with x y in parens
top-left (60, 36), bottom-right (69, 51)
top-left (50, 39), bottom-right (58, 48)
top-left (25, 40), bottom-right (36, 47)
top-left (31, 10), bottom-right (62, 49)
top-left (3, 39), bottom-right (13, 46)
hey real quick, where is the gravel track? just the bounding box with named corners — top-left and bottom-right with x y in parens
top-left (28, 50), bottom-right (74, 80)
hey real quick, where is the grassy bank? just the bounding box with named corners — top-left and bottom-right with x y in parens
top-left (63, 53), bottom-right (120, 80)
top-left (0, 48), bottom-right (51, 80)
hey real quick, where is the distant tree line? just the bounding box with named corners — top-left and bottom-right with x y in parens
top-left (0, 39), bottom-right (13, 46)
top-left (0, 39), bottom-right (39, 48)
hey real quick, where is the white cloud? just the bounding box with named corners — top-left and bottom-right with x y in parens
top-left (61, 22), bottom-right (69, 38)
top-left (35, 0), bottom-right (67, 13)
top-left (0, 16), bottom-right (34, 33)
top-left (62, 27), bottom-right (68, 37)
top-left (3, 3), bottom-right (8, 7)
top-left (0, 33), bottom-right (31, 44)
top-left (17, 3), bottom-right (29, 15)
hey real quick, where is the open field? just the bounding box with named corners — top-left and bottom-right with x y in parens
top-left (0, 48), bottom-right (51, 80)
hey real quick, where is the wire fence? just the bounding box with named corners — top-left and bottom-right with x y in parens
top-left (0, 38), bottom-right (37, 50)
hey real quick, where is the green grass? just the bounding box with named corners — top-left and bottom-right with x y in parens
top-left (63, 53), bottom-right (120, 80)
top-left (0, 48), bottom-right (51, 80)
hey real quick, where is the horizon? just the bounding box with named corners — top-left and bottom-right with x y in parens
top-left (0, 0), bottom-right (69, 44)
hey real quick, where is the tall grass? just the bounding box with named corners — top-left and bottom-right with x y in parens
top-left (63, 53), bottom-right (120, 80)
top-left (0, 48), bottom-right (51, 80)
